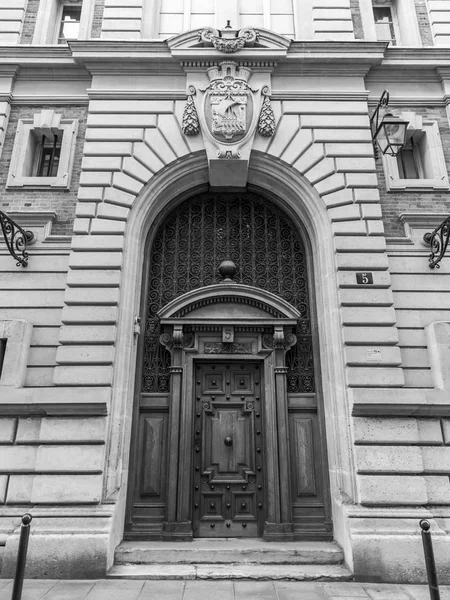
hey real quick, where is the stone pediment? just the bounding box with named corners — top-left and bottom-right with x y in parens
top-left (167, 27), bottom-right (291, 63)
top-left (158, 283), bottom-right (300, 326)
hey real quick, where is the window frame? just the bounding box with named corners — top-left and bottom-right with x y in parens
top-left (359, 0), bottom-right (421, 46)
top-left (382, 119), bottom-right (449, 191)
top-left (7, 114), bottom-right (78, 190)
top-left (56, 1), bottom-right (83, 44)
top-left (32, 0), bottom-right (95, 44)
top-left (372, 3), bottom-right (401, 45)
top-left (153, 0), bottom-right (300, 39)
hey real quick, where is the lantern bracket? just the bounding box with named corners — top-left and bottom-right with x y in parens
top-left (370, 90), bottom-right (409, 158)
top-left (0, 211), bottom-right (35, 268)
top-left (424, 215), bottom-right (450, 269)
top-left (370, 90), bottom-right (390, 158)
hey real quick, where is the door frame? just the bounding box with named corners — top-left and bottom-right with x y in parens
top-left (157, 283), bottom-right (300, 541)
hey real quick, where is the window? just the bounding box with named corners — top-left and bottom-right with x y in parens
top-left (360, 0), bottom-right (421, 46)
top-left (7, 110), bottom-right (78, 189)
top-left (23, 130), bottom-right (63, 178)
top-left (57, 2), bottom-right (82, 44)
top-left (382, 113), bottom-right (449, 191)
top-left (373, 5), bottom-right (397, 45)
top-left (33, 0), bottom-right (94, 44)
top-left (396, 132), bottom-right (433, 180)
top-left (156, 0), bottom-right (296, 39)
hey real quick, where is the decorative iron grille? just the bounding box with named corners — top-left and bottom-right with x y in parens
top-left (143, 192), bottom-right (315, 394)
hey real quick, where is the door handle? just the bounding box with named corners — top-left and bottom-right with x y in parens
top-left (224, 436), bottom-right (232, 446)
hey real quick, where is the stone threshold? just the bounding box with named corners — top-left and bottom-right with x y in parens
top-left (106, 563), bottom-right (353, 581)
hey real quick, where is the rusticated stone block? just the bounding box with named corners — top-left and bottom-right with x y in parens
top-left (7, 475), bottom-right (103, 503)
top-left (53, 365), bottom-right (113, 386)
top-left (35, 445), bottom-right (104, 472)
top-left (422, 447), bottom-right (450, 473)
top-left (355, 446), bottom-right (423, 473)
top-left (0, 475), bottom-right (7, 503)
top-left (358, 475), bottom-right (428, 505)
top-left (354, 417), bottom-right (443, 445)
top-left (0, 446), bottom-right (37, 471)
top-left (15, 418), bottom-right (41, 443)
top-left (16, 417), bottom-right (105, 443)
top-left (443, 419), bottom-right (450, 444)
top-left (0, 418), bottom-right (16, 443)
top-left (424, 475), bottom-right (450, 503)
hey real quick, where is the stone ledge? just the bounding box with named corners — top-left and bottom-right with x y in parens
top-left (350, 388), bottom-right (450, 416)
top-left (0, 387), bottom-right (110, 416)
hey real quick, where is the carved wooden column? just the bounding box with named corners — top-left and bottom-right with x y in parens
top-left (264, 326), bottom-right (296, 541)
top-left (162, 325), bottom-right (190, 539)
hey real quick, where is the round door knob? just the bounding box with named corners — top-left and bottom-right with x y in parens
top-left (224, 436), bottom-right (232, 446)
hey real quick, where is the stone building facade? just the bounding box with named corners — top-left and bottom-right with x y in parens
top-left (0, 0), bottom-right (450, 584)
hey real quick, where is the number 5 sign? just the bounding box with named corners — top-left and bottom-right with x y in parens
top-left (356, 272), bottom-right (374, 285)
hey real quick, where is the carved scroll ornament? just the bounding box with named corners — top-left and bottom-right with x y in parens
top-left (199, 27), bottom-right (259, 53)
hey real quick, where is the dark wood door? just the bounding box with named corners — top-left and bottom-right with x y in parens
top-left (193, 362), bottom-right (264, 537)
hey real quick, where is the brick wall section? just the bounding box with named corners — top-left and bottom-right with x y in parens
top-left (350, 0), bottom-right (364, 39)
top-left (376, 106), bottom-right (450, 237)
top-left (415, 0), bottom-right (434, 46)
top-left (91, 0), bottom-right (105, 38)
top-left (20, 0), bottom-right (39, 44)
top-left (0, 104), bottom-right (87, 236)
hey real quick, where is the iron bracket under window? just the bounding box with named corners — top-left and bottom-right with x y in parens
top-left (423, 216), bottom-right (450, 269)
top-left (0, 211), bottom-right (34, 267)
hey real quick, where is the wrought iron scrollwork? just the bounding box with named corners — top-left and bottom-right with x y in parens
top-left (0, 211), bottom-right (34, 268)
top-left (424, 216), bottom-right (450, 269)
top-left (143, 192), bottom-right (315, 394)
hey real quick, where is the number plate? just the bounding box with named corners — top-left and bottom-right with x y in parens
top-left (356, 272), bottom-right (373, 285)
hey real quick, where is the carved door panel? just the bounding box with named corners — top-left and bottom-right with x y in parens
top-left (193, 362), bottom-right (264, 537)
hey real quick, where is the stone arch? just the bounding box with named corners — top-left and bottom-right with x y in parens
top-left (104, 150), bottom-right (354, 566)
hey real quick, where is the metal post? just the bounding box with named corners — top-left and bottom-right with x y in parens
top-left (420, 519), bottom-right (440, 600)
top-left (11, 514), bottom-right (32, 600)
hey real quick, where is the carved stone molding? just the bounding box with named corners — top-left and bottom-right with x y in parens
top-left (199, 27), bottom-right (259, 54)
top-left (181, 94), bottom-right (200, 136)
top-left (204, 342), bottom-right (253, 354)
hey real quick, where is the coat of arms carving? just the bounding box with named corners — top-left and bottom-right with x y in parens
top-left (205, 62), bottom-right (253, 143)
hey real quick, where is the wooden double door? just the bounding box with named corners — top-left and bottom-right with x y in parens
top-left (193, 361), bottom-right (264, 537)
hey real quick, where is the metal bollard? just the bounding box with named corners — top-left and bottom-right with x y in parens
top-left (420, 519), bottom-right (440, 600)
top-left (11, 514), bottom-right (32, 600)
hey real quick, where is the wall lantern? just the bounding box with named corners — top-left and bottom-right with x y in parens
top-left (370, 90), bottom-right (409, 157)
top-left (0, 211), bottom-right (34, 267)
top-left (423, 216), bottom-right (450, 269)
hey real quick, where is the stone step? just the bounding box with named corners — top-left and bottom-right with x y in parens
top-left (107, 563), bottom-right (353, 581)
top-left (115, 540), bottom-right (344, 565)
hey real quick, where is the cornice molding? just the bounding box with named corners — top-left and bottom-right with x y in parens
top-left (11, 95), bottom-right (90, 105)
top-left (271, 90), bottom-right (369, 101)
top-left (0, 45), bottom-right (74, 66)
top-left (86, 89), bottom-right (186, 100)
top-left (382, 46), bottom-right (450, 67)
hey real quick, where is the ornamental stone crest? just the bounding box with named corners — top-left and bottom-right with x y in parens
top-left (199, 26), bottom-right (259, 54)
top-left (205, 62), bottom-right (253, 143)
top-left (181, 61), bottom-right (276, 185)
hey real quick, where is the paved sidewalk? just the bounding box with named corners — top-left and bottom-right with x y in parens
top-left (0, 579), bottom-right (449, 600)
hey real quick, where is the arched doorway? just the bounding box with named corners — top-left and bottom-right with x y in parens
top-left (124, 190), bottom-right (332, 541)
